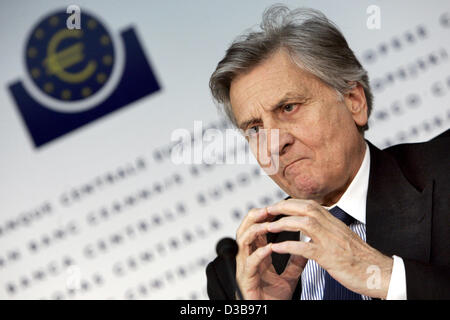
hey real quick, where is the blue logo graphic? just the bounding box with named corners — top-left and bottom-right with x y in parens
top-left (9, 8), bottom-right (161, 147)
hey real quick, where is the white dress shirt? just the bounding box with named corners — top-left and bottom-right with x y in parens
top-left (299, 141), bottom-right (407, 300)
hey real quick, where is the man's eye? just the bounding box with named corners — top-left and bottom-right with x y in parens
top-left (283, 104), bottom-right (297, 112)
top-left (248, 126), bottom-right (260, 135)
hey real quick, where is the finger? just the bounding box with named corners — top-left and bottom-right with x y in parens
top-left (271, 241), bottom-right (316, 260)
top-left (267, 216), bottom-right (323, 241)
top-left (254, 233), bottom-right (267, 250)
top-left (281, 254), bottom-right (307, 282)
top-left (258, 247), bottom-right (274, 273)
top-left (236, 207), bottom-right (269, 239)
top-left (244, 243), bottom-right (273, 278)
top-left (251, 231), bottom-right (268, 255)
top-left (266, 199), bottom-right (322, 217)
top-left (237, 222), bottom-right (270, 256)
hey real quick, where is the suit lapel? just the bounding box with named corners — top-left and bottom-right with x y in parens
top-left (365, 141), bottom-right (433, 262)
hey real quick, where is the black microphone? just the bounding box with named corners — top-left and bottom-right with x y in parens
top-left (216, 237), bottom-right (244, 300)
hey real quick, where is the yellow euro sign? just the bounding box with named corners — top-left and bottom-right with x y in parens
top-left (43, 29), bottom-right (97, 84)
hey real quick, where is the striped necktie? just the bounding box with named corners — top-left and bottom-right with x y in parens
top-left (323, 206), bottom-right (363, 300)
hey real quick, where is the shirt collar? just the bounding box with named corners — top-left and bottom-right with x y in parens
top-left (323, 141), bottom-right (370, 224)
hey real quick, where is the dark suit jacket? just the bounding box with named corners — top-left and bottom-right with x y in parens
top-left (206, 128), bottom-right (450, 300)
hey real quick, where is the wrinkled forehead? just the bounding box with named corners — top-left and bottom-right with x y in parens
top-left (229, 50), bottom-right (320, 126)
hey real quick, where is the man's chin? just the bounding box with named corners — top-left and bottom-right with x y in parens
top-left (290, 175), bottom-right (322, 195)
top-left (288, 185), bottom-right (323, 201)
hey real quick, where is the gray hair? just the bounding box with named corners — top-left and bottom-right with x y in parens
top-left (209, 4), bottom-right (373, 133)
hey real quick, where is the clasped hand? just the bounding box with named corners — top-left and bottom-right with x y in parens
top-left (235, 198), bottom-right (393, 300)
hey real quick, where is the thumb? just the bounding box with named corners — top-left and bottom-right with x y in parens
top-left (281, 254), bottom-right (307, 281)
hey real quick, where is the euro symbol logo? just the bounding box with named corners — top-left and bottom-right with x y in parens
top-left (43, 29), bottom-right (97, 84)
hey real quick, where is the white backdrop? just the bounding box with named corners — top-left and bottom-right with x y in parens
top-left (0, 0), bottom-right (449, 299)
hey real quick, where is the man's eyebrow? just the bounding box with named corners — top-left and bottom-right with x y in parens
top-left (237, 92), bottom-right (306, 130)
top-left (238, 117), bottom-right (261, 131)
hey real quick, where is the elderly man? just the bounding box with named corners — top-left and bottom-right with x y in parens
top-left (205, 5), bottom-right (450, 300)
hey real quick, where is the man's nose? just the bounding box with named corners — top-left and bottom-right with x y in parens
top-left (254, 125), bottom-right (293, 175)
top-left (257, 115), bottom-right (292, 155)
top-left (262, 115), bottom-right (290, 152)
top-left (265, 127), bottom-right (293, 157)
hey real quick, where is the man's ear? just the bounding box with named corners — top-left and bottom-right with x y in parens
top-left (343, 82), bottom-right (368, 129)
